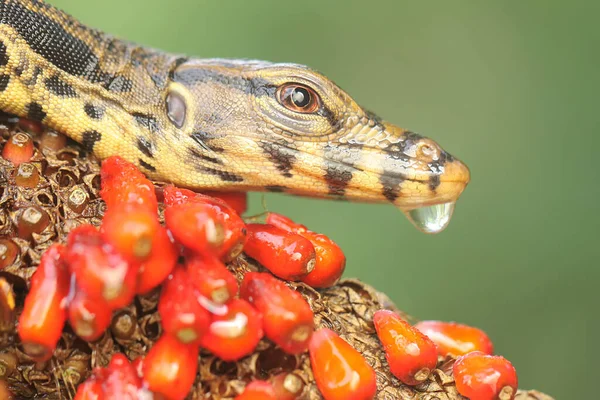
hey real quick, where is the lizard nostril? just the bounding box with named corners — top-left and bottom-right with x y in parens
top-left (417, 141), bottom-right (440, 160)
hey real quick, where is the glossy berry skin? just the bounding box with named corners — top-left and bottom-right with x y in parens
top-left (415, 320), bottom-right (494, 356)
top-left (142, 334), bottom-right (199, 400)
top-left (453, 351), bottom-right (518, 400)
top-left (164, 186), bottom-right (247, 261)
top-left (100, 208), bottom-right (159, 262)
top-left (244, 224), bottom-right (316, 281)
top-left (66, 225), bottom-right (137, 309)
top-left (74, 369), bottom-right (106, 400)
top-left (201, 299), bottom-right (263, 361)
top-left (373, 310), bottom-right (437, 385)
top-left (1, 132), bottom-right (34, 165)
top-left (68, 286), bottom-right (112, 342)
top-left (235, 381), bottom-right (276, 400)
top-left (202, 190), bottom-right (248, 215)
top-left (136, 226), bottom-right (179, 294)
top-left (186, 255), bottom-right (239, 305)
top-left (309, 328), bottom-right (377, 400)
top-left (240, 272), bottom-right (314, 354)
top-left (266, 213), bottom-right (345, 288)
top-left (103, 353), bottom-right (143, 399)
top-left (164, 201), bottom-right (225, 254)
top-left (100, 156), bottom-right (158, 213)
top-left (298, 230), bottom-right (345, 288)
top-left (18, 244), bottom-right (70, 362)
top-left (159, 267), bottom-right (211, 345)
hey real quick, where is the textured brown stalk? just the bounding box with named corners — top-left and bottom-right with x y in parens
top-left (0, 117), bottom-right (553, 399)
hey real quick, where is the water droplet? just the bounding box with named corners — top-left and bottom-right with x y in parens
top-left (402, 202), bottom-right (455, 234)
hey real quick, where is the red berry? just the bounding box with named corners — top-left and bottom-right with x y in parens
top-left (235, 381), bottom-right (276, 400)
top-left (74, 369), bottom-right (107, 400)
top-left (415, 320), bottom-right (494, 356)
top-left (18, 244), bottom-right (70, 361)
top-left (202, 190), bottom-right (248, 215)
top-left (132, 356), bottom-right (144, 378)
top-left (298, 230), bottom-right (345, 288)
top-left (103, 353), bottom-right (143, 399)
top-left (244, 224), bottom-right (316, 281)
top-left (164, 186), bottom-right (247, 261)
top-left (240, 272), bottom-right (314, 354)
top-left (163, 185), bottom-right (197, 206)
top-left (68, 285), bottom-right (112, 342)
top-left (266, 213), bottom-right (345, 288)
top-left (309, 328), bottom-right (377, 400)
top-left (66, 225), bottom-right (137, 309)
top-left (159, 267), bottom-right (211, 345)
top-left (200, 299), bottom-right (263, 361)
top-left (373, 310), bottom-right (437, 385)
top-left (100, 208), bottom-right (160, 261)
top-left (2, 132), bottom-right (34, 165)
top-left (265, 212), bottom-right (306, 233)
top-left (142, 334), bottom-right (199, 400)
top-left (136, 226), bottom-right (178, 294)
top-left (271, 372), bottom-right (304, 400)
top-left (187, 255), bottom-right (239, 305)
top-left (164, 201), bottom-right (225, 254)
top-left (100, 156), bottom-right (158, 213)
top-left (453, 351), bottom-right (518, 400)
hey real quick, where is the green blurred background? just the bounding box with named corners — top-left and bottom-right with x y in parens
top-left (50, 0), bottom-right (598, 398)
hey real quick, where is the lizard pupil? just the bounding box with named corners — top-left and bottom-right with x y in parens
top-left (291, 87), bottom-right (310, 108)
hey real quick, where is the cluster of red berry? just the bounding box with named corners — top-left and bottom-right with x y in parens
top-left (375, 316), bottom-right (518, 400)
top-left (4, 130), bottom-right (519, 400)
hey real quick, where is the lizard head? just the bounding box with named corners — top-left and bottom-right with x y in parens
top-left (160, 60), bottom-right (470, 228)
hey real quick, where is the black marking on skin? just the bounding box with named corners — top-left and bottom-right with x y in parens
top-left (258, 142), bottom-right (296, 178)
top-left (0, 42), bottom-right (8, 66)
top-left (265, 185), bottom-right (286, 192)
top-left (324, 166), bottom-right (353, 196)
top-left (1, 0), bottom-right (106, 82)
top-left (428, 175), bottom-right (441, 191)
top-left (168, 57), bottom-right (190, 80)
top-left (81, 130), bottom-right (102, 153)
top-left (317, 104), bottom-right (339, 129)
top-left (191, 131), bottom-right (226, 153)
top-left (84, 103), bottom-right (104, 119)
top-left (104, 76), bottom-right (133, 92)
top-left (26, 102), bottom-right (46, 122)
top-left (0, 74), bottom-right (9, 91)
top-left (132, 113), bottom-right (160, 132)
top-left (380, 173), bottom-right (405, 203)
top-left (139, 159), bottom-right (157, 172)
top-left (428, 151), bottom-right (454, 174)
top-left (45, 75), bottom-right (78, 97)
top-left (196, 166), bottom-right (244, 182)
top-left (23, 67), bottom-right (43, 87)
top-left (188, 147), bottom-right (222, 165)
top-left (402, 131), bottom-right (425, 144)
top-left (136, 137), bottom-right (154, 158)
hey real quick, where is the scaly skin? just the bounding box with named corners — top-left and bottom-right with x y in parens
top-left (0, 0), bottom-right (469, 211)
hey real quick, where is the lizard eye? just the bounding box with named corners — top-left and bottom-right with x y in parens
top-left (277, 84), bottom-right (320, 113)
